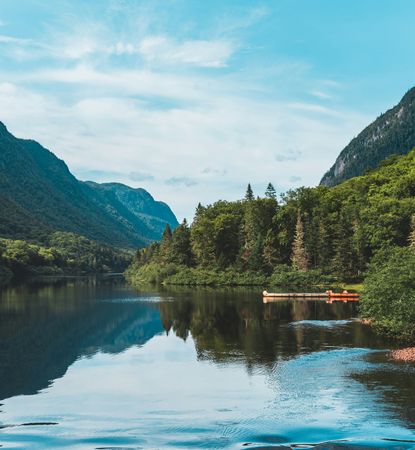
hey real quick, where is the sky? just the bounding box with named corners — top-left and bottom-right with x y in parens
top-left (0, 0), bottom-right (414, 221)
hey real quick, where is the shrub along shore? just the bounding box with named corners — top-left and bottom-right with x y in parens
top-left (125, 263), bottom-right (337, 288)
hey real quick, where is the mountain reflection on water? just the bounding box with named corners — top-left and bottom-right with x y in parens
top-left (0, 276), bottom-right (414, 449)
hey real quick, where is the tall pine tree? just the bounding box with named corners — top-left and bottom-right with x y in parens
top-left (265, 182), bottom-right (277, 199)
top-left (159, 224), bottom-right (172, 263)
top-left (291, 211), bottom-right (309, 271)
top-left (245, 183), bottom-right (254, 201)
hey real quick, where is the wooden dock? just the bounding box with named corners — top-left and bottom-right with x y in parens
top-left (262, 290), bottom-right (360, 303)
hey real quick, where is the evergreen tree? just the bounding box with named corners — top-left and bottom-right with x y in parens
top-left (291, 211), bottom-right (309, 271)
top-left (194, 202), bottom-right (205, 220)
top-left (169, 219), bottom-right (193, 266)
top-left (331, 213), bottom-right (354, 278)
top-left (241, 200), bottom-right (257, 264)
top-left (159, 224), bottom-right (172, 263)
top-left (315, 221), bottom-right (331, 269)
top-left (352, 219), bottom-right (367, 276)
top-left (262, 229), bottom-right (280, 270)
top-left (190, 211), bottom-right (216, 267)
top-left (213, 213), bottom-right (240, 267)
top-left (245, 183), bottom-right (254, 201)
top-left (247, 235), bottom-right (265, 271)
top-left (265, 182), bottom-right (277, 199)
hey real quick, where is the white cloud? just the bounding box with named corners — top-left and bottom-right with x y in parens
top-left (310, 90), bottom-right (332, 100)
top-left (55, 34), bottom-right (236, 68)
top-left (165, 177), bottom-right (198, 187)
top-left (0, 34), bottom-right (32, 45)
top-left (287, 102), bottom-right (342, 116)
top-left (129, 171), bottom-right (154, 182)
top-left (138, 36), bottom-right (235, 68)
top-left (0, 75), bottom-right (370, 220)
top-left (275, 148), bottom-right (302, 162)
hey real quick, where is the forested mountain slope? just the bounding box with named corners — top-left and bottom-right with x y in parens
top-left (321, 87), bottom-right (415, 186)
top-left (85, 182), bottom-right (178, 242)
top-left (0, 122), bottom-right (178, 248)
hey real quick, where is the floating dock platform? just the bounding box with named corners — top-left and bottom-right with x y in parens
top-left (263, 290), bottom-right (360, 303)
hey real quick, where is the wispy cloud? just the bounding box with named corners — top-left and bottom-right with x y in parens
top-left (310, 90), bottom-right (332, 100)
top-left (165, 177), bottom-right (198, 187)
top-left (0, 34), bottom-right (32, 45)
top-left (129, 171), bottom-right (154, 182)
top-left (201, 167), bottom-right (227, 176)
top-left (138, 36), bottom-right (235, 68)
top-left (275, 148), bottom-right (302, 162)
top-left (287, 102), bottom-right (341, 116)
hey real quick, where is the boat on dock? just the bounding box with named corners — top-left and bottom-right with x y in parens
top-left (262, 290), bottom-right (360, 303)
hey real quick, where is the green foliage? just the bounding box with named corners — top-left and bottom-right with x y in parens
top-left (128, 149), bottom-right (415, 291)
top-left (159, 224), bottom-right (173, 263)
top-left (191, 200), bottom-right (245, 268)
top-left (265, 182), bottom-right (277, 199)
top-left (291, 211), bottom-right (309, 271)
top-left (245, 183), bottom-right (254, 201)
top-left (361, 246), bottom-right (415, 341)
top-left (168, 219), bottom-right (194, 266)
top-left (269, 265), bottom-right (336, 287)
top-left (125, 263), bottom-right (268, 286)
top-left (0, 232), bottom-right (132, 279)
top-left (125, 262), bottom-right (180, 285)
top-left (165, 267), bottom-right (268, 286)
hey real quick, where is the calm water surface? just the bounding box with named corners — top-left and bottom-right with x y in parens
top-left (0, 276), bottom-right (414, 449)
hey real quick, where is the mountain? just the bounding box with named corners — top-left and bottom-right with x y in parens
top-left (85, 181), bottom-right (178, 242)
top-left (320, 87), bottom-right (415, 186)
top-left (0, 122), bottom-right (178, 248)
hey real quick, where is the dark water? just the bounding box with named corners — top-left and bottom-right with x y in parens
top-left (0, 277), bottom-right (414, 449)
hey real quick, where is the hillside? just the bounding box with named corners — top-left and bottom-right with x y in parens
top-left (321, 87), bottom-right (415, 186)
top-left (0, 122), bottom-right (178, 248)
top-left (85, 182), bottom-right (177, 242)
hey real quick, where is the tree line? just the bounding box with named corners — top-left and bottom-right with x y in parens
top-left (128, 149), bottom-right (415, 287)
top-left (0, 231), bottom-right (132, 282)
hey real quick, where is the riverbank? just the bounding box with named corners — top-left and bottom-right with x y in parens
top-left (125, 262), bottom-right (341, 288)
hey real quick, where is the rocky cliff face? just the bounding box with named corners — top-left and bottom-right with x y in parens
top-left (321, 87), bottom-right (415, 186)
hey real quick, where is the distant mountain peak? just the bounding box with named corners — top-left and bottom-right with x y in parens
top-left (0, 122), bottom-right (178, 247)
top-left (320, 86), bottom-right (415, 187)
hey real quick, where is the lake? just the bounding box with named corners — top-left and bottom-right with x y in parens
top-left (0, 276), bottom-right (414, 449)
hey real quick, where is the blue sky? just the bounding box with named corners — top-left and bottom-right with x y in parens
top-left (0, 0), bottom-right (414, 220)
